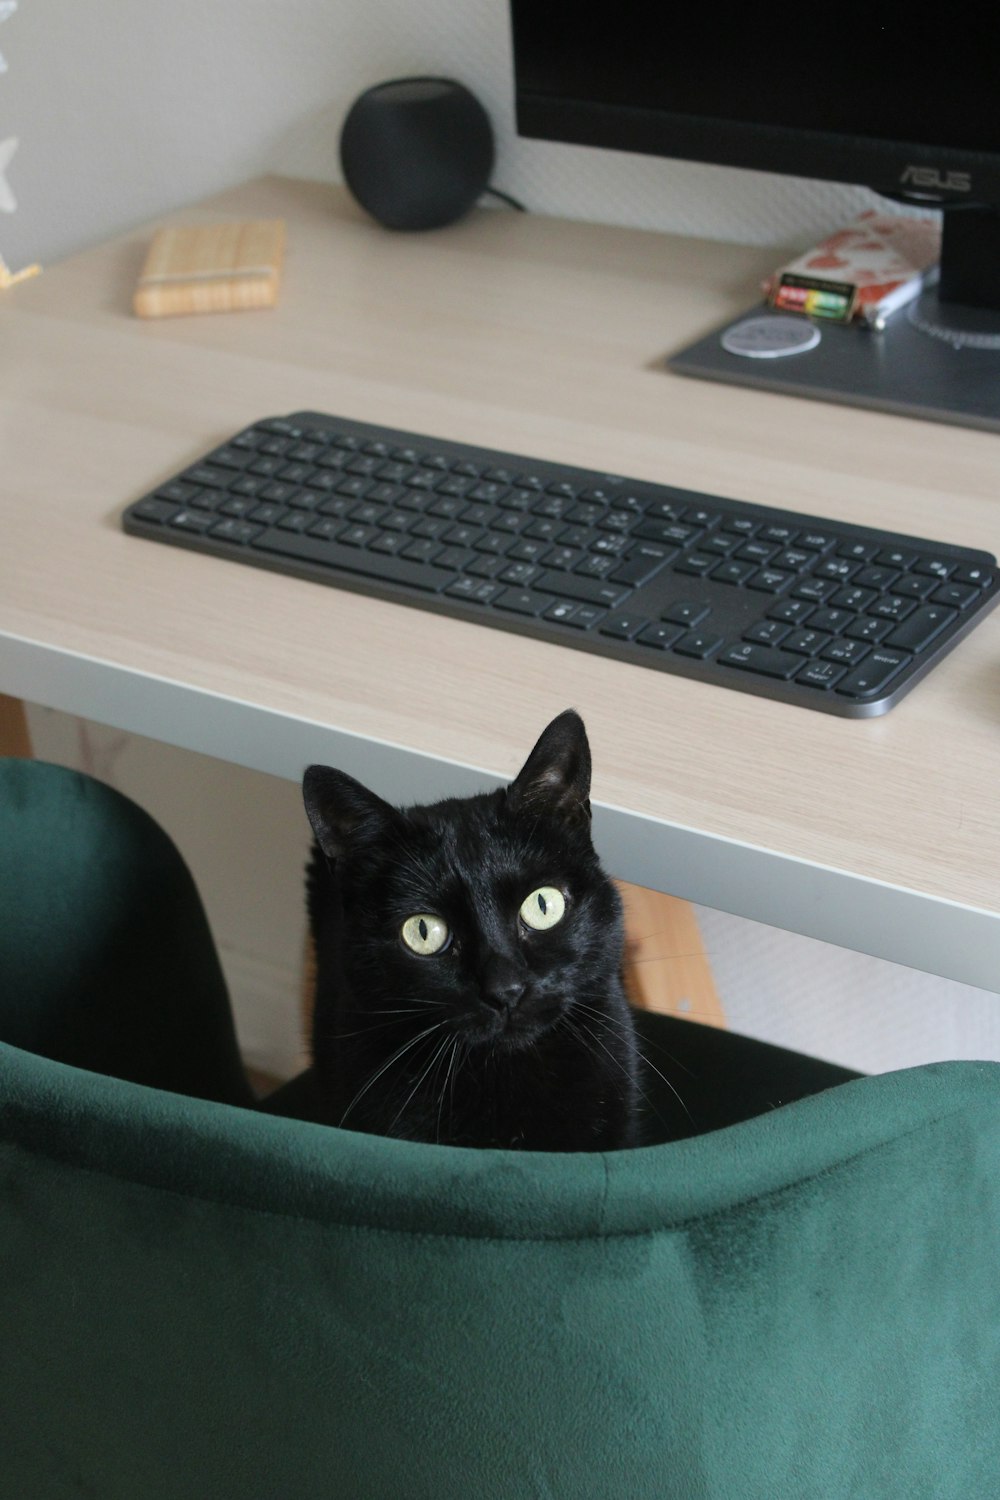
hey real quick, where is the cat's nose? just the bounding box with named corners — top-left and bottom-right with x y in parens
top-left (481, 958), bottom-right (526, 1014)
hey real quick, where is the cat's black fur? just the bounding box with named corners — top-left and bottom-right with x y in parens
top-left (303, 710), bottom-right (640, 1150)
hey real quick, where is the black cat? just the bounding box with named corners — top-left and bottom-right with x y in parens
top-left (303, 709), bottom-right (641, 1150)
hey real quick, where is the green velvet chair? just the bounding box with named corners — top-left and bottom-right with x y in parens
top-left (2, 756), bottom-right (999, 1499)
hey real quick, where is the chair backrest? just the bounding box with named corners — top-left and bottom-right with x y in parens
top-left (3, 756), bottom-right (999, 1497)
top-left (0, 757), bottom-right (252, 1104)
top-left (3, 1037), bottom-right (999, 1499)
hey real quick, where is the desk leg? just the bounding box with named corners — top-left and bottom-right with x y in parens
top-left (0, 694), bottom-right (32, 758)
top-left (617, 882), bottom-right (727, 1029)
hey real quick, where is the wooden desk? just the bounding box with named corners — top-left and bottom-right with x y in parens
top-left (1, 175), bottom-right (997, 991)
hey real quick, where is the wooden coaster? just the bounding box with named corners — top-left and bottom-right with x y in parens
top-left (133, 219), bottom-right (285, 318)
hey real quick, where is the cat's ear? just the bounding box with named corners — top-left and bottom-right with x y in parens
top-left (507, 709), bottom-right (592, 825)
top-left (303, 766), bottom-right (398, 861)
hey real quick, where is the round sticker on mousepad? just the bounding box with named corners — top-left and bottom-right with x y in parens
top-left (721, 316), bottom-right (821, 358)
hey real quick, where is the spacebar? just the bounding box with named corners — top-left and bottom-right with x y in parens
top-left (251, 530), bottom-right (453, 593)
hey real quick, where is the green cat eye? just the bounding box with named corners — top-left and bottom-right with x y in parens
top-left (400, 913), bottom-right (450, 956)
top-left (519, 886), bottom-right (566, 932)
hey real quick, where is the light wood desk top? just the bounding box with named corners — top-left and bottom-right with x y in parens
top-left (1, 175), bottom-right (998, 991)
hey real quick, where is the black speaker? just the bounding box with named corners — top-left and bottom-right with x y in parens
top-left (339, 77), bottom-right (495, 231)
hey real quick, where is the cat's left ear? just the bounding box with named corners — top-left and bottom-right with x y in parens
top-left (506, 709), bottom-right (592, 825)
top-left (303, 765), bottom-right (398, 861)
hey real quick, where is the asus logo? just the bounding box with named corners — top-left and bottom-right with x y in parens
top-left (899, 165), bottom-right (972, 193)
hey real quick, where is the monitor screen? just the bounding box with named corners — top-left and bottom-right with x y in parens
top-left (510, 4), bottom-right (1000, 209)
top-left (510, 2), bottom-right (1000, 429)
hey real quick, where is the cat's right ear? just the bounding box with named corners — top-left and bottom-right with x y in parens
top-left (302, 766), bottom-right (397, 861)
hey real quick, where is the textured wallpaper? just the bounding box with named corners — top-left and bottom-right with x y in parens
top-left (4, 0), bottom-right (890, 269)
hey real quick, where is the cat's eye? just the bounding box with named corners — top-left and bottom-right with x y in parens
top-left (400, 913), bottom-right (450, 956)
top-left (519, 886), bottom-right (566, 931)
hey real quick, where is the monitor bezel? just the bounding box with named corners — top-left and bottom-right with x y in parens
top-left (515, 94), bottom-right (1000, 211)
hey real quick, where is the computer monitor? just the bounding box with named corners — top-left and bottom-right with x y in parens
top-left (509, 2), bottom-right (1000, 432)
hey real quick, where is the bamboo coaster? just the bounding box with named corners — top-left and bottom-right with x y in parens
top-left (133, 219), bottom-right (285, 318)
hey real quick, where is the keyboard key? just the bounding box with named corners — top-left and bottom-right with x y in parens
top-left (831, 586), bottom-right (876, 612)
top-left (210, 518), bottom-right (261, 544)
top-left (436, 546), bottom-right (476, 572)
top-left (251, 529), bottom-right (456, 592)
top-left (853, 565), bottom-right (899, 591)
top-left (609, 546), bottom-right (672, 587)
top-left (445, 577), bottom-right (503, 605)
top-left (535, 572), bottom-right (629, 608)
top-left (736, 540), bottom-right (778, 565)
top-left (718, 643), bottom-right (800, 679)
top-left (683, 506), bottom-right (720, 528)
top-left (635, 520), bottom-right (695, 546)
top-left (783, 629), bottom-right (831, 656)
top-left (768, 599), bottom-right (815, 625)
top-left (814, 557), bottom-right (858, 582)
top-left (798, 530), bottom-right (835, 551)
top-left (759, 524), bottom-right (797, 545)
top-left (494, 588), bottom-right (553, 616)
top-left (876, 548), bottom-right (917, 569)
top-left (169, 509), bottom-right (214, 533)
top-left (662, 600), bottom-right (710, 626)
top-left (867, 594), bottom-right (916, 623)
top-left (835, 649), bottom-right (910, 699)
top-left (796, 659), bottom-right (847, 690)
top-left (575, 555), bottom-right (618, 580)
top-left (599, 612), bottom-right (648, 640)
top-left (369, 532), bottom-right (406, 555)
top-left (954, 564), bottom-right (993, 587)
top-left (499, 561), bottom-right (541, 587)
top-left (674, 630), bottom-right (723, 659)
top-left (930, 582), bottom-right (980, 611)
top-left (836, 540), bottom-right (877, 563)
top-left (307, 517), bottom-right (344, 542)
top-left (845, 616), bottom-right (893, 644)
top-left (821, 638), bottom-right (869, 666)
top-left (793, 578), bottom-right (838, 604)
top-left (746, 568), bottom-right (793, 593)
top-left (132, 497), bottom-right (177, 523)
top-left (808, 607), bottom-right (855, 634)
top-left (712, 559), bottom-right (756, 586)
top-left (744, 619), bottom-right (790, 646)
top-left (914, 556), bottom-right (954, 580)
top-left (637, 623), bottom-right (684, 649)
top-left (156, 480), bottom-right (203, 505)
top-left (401, 538), bottom-right (443, 563)
top-left (891, 573), bottom-right (935, 601)
top-left (673, 552), bottom-right (716, 577)
top-left (561, 605), bottom-right (605, 630)
top-left (885, 604), bottom-right (956, 653)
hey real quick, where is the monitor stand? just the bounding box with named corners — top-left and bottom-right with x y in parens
top-left (669, 204), bottom-right (1000, 434)
top-left (668, 295), bottom-right (1000, 434)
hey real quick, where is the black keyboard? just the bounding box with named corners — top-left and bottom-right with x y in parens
top-left (122, 411), bottom-right (999, 717)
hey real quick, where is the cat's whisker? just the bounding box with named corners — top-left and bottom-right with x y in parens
top-left (569, 1004), bottom-right (694, 1125)
top-left (385, 1031), bottom-right (455, 1137)
top-left (329, 1000), bottom-right (449, 1040)
top-left (573, 1000), bottom-right (699, 1079)
top-left (560, 1012), bottom-right (668, 1132)
top-left (622, 950), bottom-right (712, 964)
top-left (434, 1036), bottom-right (463, 1143)
top-left (338, 1021), bottom-right (447, 1127)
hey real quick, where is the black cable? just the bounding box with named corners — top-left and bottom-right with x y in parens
top-left (482, 185), bottom-right (527, 212)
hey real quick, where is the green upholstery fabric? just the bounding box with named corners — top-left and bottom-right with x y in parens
top-left (2, 758), bottom-right (999, 1498)
top-left (0, 757), bottom-right (252, 1106)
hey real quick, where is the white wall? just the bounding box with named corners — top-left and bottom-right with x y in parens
top-left (8, 2), bottom-right (996, 1080)
top-left (2, 0), bottom-right (883, 271)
